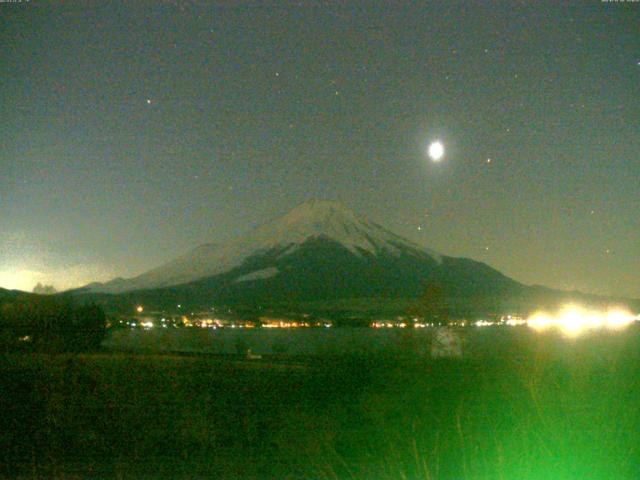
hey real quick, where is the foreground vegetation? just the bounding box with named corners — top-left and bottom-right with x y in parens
top-left (0, 294), bottom-right (106, 353)
top-left (1, 327), bottom-right (639, 479)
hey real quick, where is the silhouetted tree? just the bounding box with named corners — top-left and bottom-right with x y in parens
top-left (32, 283), bottom-right (58, 295)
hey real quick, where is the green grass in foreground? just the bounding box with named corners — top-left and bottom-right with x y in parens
top-left (1, 329), bottom-right (639, 479)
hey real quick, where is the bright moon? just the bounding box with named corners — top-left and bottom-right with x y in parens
top-left (428, 141), bottom-right (444, 161)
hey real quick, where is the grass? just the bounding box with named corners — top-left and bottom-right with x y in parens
top-left (1, 326), bottom-right (639, 479)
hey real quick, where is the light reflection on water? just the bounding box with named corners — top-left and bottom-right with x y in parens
top-left (105, 327), bottom-right (432, 356)
top-left (103, 323), bottom-right (640, 359)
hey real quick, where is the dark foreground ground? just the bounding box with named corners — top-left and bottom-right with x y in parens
top-left (1, 328), bottom-right (640, 479)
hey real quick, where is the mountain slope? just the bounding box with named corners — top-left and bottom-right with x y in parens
top-left (74, 200), bottom-right (638, 316)
top-left (178, 236), bottom-right (523, 307)
top-left (85, 200), bottom-right (443, 294)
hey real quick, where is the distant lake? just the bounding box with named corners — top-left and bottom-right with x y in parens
top-left (104, 327), bottom-right (432, 356)
top-left (102, 325), bottom-right (640, 359)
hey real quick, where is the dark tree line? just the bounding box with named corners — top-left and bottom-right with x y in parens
top-left (0, 295), bottom-right (106, 352)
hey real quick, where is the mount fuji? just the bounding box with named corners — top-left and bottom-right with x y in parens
top-left (74, 200), bottom-right (526, 313)
top-left (86, 200), bottom-right (447, 294)
top-left (74, 200), bottom-right (633, 316)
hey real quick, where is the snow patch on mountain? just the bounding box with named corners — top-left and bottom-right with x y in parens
top-left (234, 267), bottom-right (279, 283)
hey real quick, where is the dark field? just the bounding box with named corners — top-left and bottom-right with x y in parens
top-left (2, 327), bottom-right (640, 479)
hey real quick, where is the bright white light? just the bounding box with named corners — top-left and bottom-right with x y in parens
top-left (527, 312), bottom-right (554, 332)
top-left (559, 307), bottom-right (589, 336)
top-left (606, 309), bottom-right (637, 330)
top-left (527, 305), bottom-right (637, 336)
top-left (474, 320), bottom-right (493, 327)
top-left (505, 318), bottom-right (526, 326)
top-left (428, 141), bottom-right (444, 161)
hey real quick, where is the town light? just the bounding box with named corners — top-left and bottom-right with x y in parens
top-left (527, 305), bottom-right (637, 336)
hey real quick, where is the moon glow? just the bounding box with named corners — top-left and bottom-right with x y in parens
top-left (428, 141), bottom-right (444, 161)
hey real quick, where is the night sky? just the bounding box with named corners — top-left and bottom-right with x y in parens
top-left (2, 2), bottom-right (639, 297)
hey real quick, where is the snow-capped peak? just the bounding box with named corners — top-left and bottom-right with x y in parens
top-left (87, 200), bottom-right (442, 293)
top-left (249, 199), bottom-right (437, 258)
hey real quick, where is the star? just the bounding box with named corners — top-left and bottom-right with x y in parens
top-left (486, 158), bottom-right (492, 164)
